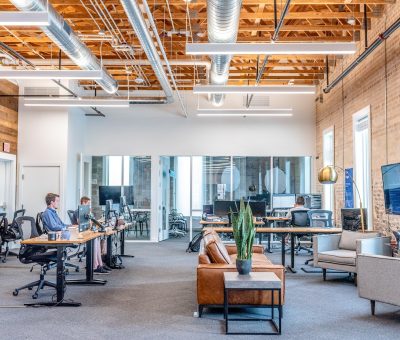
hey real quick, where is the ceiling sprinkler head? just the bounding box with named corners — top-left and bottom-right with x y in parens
top-left (347, 17), bottom-right (356, 25)
top-left (134, 77), bottom-right (144, 84)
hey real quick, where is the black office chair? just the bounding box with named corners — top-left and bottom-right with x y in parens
top-left (13, 216), bottom-right (57, 299)
top-left (291, 210), bottom-right (312, 255)
top-left (0, 211), bottom-right (24, 263)
top-left (10, 209), bottom-right (26, 226)
top-left (37, 212), bottom-right (80, 272)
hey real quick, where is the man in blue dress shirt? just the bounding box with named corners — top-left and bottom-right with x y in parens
top-left (42, 193), bottom-right (69, 231)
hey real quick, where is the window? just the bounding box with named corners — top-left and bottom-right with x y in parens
top-left (322, 127), bottom-right (334, 211)
top-left (353, 107), bottom-right (371, 228)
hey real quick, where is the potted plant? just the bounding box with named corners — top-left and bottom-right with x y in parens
top-left (230, 200), bottom-right (256, 275)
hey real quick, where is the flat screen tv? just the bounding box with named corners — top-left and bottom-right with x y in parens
top-left (99, 186), bottom-right (122, 206)
top-left (382, 163), bottom-right (400, 215)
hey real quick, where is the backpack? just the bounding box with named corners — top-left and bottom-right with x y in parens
top-left (186, 232), bottom-right (203, 253)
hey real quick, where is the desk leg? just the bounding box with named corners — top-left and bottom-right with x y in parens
top-left (25, 246), bottom-right (81, 307)
top-left (67, 239), bottom-right (107, 285)
top-left (286, 234), bottom-right (297, 273)
top-left (119, 228), bottom-right (134, 258)
top-left (105, 234), bottom-right (112, 267)
top-left (281, 234), bottom-right (286, 267)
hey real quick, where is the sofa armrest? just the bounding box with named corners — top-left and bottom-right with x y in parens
top-left (357, 254), bottom-right (400, 307)
top-left (356, 236), bottom-right (392, 256)
top-left (225, 244), bottom-right (265, 255)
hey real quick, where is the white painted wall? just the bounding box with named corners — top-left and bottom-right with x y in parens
top-left (17, 86), bottom-right (316, 241)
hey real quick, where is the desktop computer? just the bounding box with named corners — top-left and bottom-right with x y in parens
top-left (272, 194), bottom-right (296, 209)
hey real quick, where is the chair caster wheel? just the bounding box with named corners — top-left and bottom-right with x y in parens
top-left (13, 290), bottom-right (19, 296)
top-left (28, 287), bottom-right (33, 290)
top-left (32, 294), bottom-right (38, 299)
top-left (2, 259), bottom-right (6, 263)
top-left (75, 268), bottom-right (79, 272)
top-left (65, 269), bottom-right (69, 275)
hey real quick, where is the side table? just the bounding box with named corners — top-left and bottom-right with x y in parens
top-left (223, 271), bottom-right (282, 335)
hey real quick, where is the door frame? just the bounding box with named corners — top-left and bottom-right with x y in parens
top-left (0, 152), bottom-right (16, 217)
top-left (18, 163), bottom-right (64, 218)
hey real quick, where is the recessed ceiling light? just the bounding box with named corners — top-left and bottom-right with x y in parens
top-left (98, 29), bottom-right (105, 36)
top-left (347, 17), bottom-right (356, 25)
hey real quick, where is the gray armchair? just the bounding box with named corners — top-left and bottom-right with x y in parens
top-left (358, 254), bottom-right (400, 315)
top-left (313, 230), bottom-right (391, 283)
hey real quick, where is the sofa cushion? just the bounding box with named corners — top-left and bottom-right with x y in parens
top-left (318, 249), bottom-right (356, 266)
top-left (230, 253), bottom-right (272, 266)
top-left (203, 231), bottom-right (232, 264)
top-left (339, 230), bottom-right (380, 251)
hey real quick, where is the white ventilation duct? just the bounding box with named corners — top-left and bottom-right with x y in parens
top-left (207, 0), bottom-right (242, 106)
top-left (121, 0), bottom-right (174, 103)
top-left (9, 0), bottom-right (118, 94)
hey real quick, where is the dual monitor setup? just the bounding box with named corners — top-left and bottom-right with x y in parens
top-left (77, 185), bottom-right (135, 233)
top-left (204, 194), bottom-right (322, 219)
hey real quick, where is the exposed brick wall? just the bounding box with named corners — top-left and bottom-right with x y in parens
top-left (315, 3), bottom-right (400, 235)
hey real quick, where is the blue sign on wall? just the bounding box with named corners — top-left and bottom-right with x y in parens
top-left (345, 168), bottom-right (354, 208)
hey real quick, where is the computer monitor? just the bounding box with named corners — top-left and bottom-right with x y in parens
top-left (297, 194), bottom-right (322, 209)
top-left (272, 194), bottom-right (296, 209)
top-left (203, 204), bottom-right (214, 215)
top-left (341, 208), bottom-right (367, 231)
top-left (248, 201), bottom-right (266, 217)
top-left (105, 199), bottom-right (113, 220)
top-left (122, 185), bottom-right (134, 206)
top-left (99, 186), bottom-right (122, 206)
top-left (120, 196), bottom-right (127, 214)
top-left (78, 204), bottom-right (90, 232)
top-left (214, 200), bottom-right (237, 217)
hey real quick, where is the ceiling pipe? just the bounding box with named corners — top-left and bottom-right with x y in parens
top-left (246, 0), bottom-right (291, 108)
top-left (9, 0), bottom-right (118, 94)
top-left (207, 0), bottom-right (242, 106)
top-left (0, 41), bottom-right (105, 116)
top-left (324, 17), bottom-right (400, 94)
top-left (120, 0), bottom-right (174, 103)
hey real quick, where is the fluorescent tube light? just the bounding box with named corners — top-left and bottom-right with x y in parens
top-left (24, 97), bottom-right (130, 108)
top-left (193, 85), bottom-right (316, 94)
top-left (197, 108), bottom-right (292, 112)
top-left (186, 42), bottom-right (357, 55)
top-left (0, 69), bottom-right (104, 80)
top-left (197, 113), bottom-right (293, 117)
top-left (0, 11), bottom-right (50, 26)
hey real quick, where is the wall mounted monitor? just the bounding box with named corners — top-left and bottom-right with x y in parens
top-left (99, 186), bottom-right (121, 206)
top-left (382, 163), bottom-right (400, 215)
top-left (272, 194), bottom-right (296, 209)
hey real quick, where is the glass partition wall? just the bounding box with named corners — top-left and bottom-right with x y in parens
top-left (160, 156), bottom-right (312, 240)
top-left (90, 156), bottom-right (151, 240)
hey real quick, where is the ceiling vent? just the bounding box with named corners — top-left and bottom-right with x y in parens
top-left (243, 94), bottom-right (270, 108)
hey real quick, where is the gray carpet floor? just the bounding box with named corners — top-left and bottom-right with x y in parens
top-left (0, 238), bottom-right (399, 340)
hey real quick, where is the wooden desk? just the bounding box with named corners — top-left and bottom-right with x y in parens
top-left (200, 220), bottom-right (265, 226)
top-left (21, 229), bottom-right (107, 307)
top-left (207, 227), bottom-right (342, 273)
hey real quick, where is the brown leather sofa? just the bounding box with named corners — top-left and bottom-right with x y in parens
top-left (197, 229), bottom-right (285, 316)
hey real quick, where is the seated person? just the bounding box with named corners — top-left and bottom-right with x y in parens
top-left (286, 196), bottom-right (309, 220)
top-left (73, 196), bottom-right (111, 274)
top-left (42, 193), bottom-right (70, 231)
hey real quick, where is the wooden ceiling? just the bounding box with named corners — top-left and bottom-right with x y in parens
top-left (0, 0), bottom-right (393, 92)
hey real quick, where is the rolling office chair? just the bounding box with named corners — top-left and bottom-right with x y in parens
top-left (37, 212), bottom-right (80, 272)
top-left (0, 210), bottom-right (25, 263)
top-left (13, 216), bottom-right (57, 299)
top-left (291, 210), bottom-right (312, 255)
